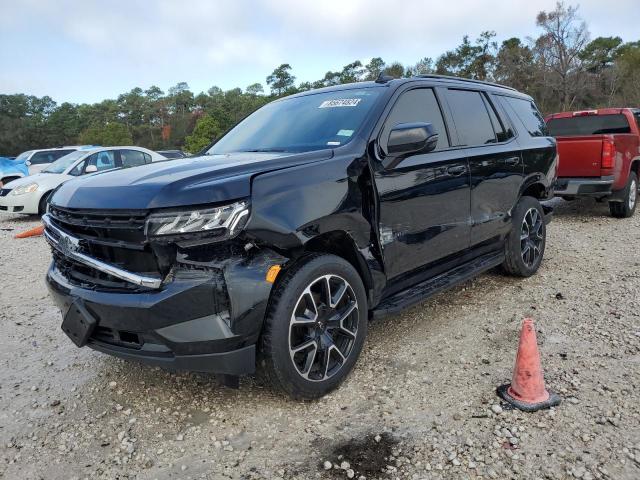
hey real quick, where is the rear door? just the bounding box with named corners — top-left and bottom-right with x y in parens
top-left (373, 86), bottom-right (471, 279)
top-left (444, 89), bottom-right (524, 247)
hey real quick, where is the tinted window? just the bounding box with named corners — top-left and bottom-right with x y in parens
top-left (547, 114), bottom-right (631, 137)
top-left (381, 88), bottom-right (449, 152)
top-left (30, 149), bottom-right (74, 164)
top-left (120, 149), bottom-right (148, 168)
top-left (446, 90), bottom-right (496, 146)
top-left (634, 112), bottom-right (640, 130)
top-left (485, 98), bottom-right (512, 142)
top-left (208, 88), bottom-right (383, 154)
top-left (85, 151), bottom-right (117, 172)
top-left (501, 97), bottom-right (547, 137)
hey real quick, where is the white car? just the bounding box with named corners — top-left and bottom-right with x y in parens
top-left (15, 146), bottom-right (92, 174)
top-left (0, 146), bottom-right (166, 215)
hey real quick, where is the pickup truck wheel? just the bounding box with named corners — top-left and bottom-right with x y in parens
top-left (502, 196), bottom-right (546, 277)
top-left (260, 254), bottom-right (367, 399)
top-left (609, 172), bottom-right (637, 218)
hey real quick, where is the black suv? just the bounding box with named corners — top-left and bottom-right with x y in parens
top-left (44, 75), bottom-right (557, 399)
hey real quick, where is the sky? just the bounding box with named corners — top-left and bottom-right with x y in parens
top-left (1, 0), bottom-right (639, 105)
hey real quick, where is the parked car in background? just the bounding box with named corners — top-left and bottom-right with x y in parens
top-left (547, 108), bottom-right (640, 217)
top-left (0, 146), bottom-right (166, 215)
top-left (157, 149), bottom-right (187, 159)
top-left (44, 75), bottom-right (556, 399)
top-left (14, 146), bottom-right (94, 176)
top-left (0, 157), bottom-right (29, 187)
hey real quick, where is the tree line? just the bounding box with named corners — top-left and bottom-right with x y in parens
top-left (1, 1), bottom-right (638, 157)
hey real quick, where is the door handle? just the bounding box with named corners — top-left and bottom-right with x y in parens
top-left (447, 165), bottom-right (467, 176)
top-left (504, 156), bottom-right (520, 166)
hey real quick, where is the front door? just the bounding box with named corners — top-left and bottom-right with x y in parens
top-left (373, 87), bottom-right (471, 280)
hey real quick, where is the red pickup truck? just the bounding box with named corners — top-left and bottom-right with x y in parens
top-left (546, 108), bottom-right (640, 217)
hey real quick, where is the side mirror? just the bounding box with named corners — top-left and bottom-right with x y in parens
top-left (25, 160), bottom-right (32, 166)
top-left (386, 122), bottom-right (439, 157)
top-left (85, 165), bottom-right (98, 174)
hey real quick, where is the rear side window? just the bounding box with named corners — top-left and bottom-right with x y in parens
top-left (120, 149), bottom-right (149, 168)
top-left (446, 89), bottom-right (496, 146)
top-left (547, 114), bottom-right (631, 137)
top-left (381, 88), bottom-right (450, 152)
top-left (501, 97), bottom-right (547, 137)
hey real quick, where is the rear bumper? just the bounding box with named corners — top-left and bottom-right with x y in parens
top-left (46, 247), bottom-right (286, 375)
top-left (554, 176), bottom-right (614, 196)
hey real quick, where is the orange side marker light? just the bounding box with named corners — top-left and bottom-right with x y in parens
top-left (266, 265), bottom-right (281, 284)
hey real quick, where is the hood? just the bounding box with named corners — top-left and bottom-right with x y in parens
top-left (51, 150), bottom-right (333, 210)
top-left (0, 157), bottom-right (28, 178)
top-left (5, 172), bottom-right (66, 188)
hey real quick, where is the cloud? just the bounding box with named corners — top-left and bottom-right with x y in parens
top-left (0, 0), bottom-right (638, 102)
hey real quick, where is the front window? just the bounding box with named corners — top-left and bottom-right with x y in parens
top-left (42, 151), bottom-right (87, 174)
top-left (207, 87), bottom-right (383, 154)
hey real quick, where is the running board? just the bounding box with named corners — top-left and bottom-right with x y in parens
top-left (372, 251), bottom-right (505, 319)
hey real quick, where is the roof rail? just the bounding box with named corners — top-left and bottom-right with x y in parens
top-left (414, 74), bottom-right (517, 92)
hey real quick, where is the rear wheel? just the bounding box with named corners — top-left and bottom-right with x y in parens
top-left (502, 196), bottom-right (546, 277)
top-left (260, 254), bottom-right (368, 399)
top-left (609, 172), bottom-right (637, 218)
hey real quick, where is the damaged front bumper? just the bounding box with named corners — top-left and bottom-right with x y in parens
top-left (46, 245), bottom-right (287, 376)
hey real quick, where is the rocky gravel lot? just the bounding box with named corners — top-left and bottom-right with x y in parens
top-left (1, 197), bottom-right (639, 480)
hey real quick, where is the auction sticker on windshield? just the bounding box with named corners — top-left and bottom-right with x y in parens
top-left (319, 99), bottom-right (361, 108)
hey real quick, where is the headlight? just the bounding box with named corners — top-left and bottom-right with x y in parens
top-left (145, 200), bottom-right (250, 240)
top-left (12, 183), bottom-right (39, 195)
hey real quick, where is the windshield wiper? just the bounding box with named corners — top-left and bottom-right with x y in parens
top-left (237, 148), bottom-right (289, 153)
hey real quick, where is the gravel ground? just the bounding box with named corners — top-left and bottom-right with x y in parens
top-left (1, 197), bottom-right (639, 480)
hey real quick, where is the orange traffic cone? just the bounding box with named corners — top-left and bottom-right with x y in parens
top-left (497, 318), bottom-right (561, 412)
top-left (14, 224), bottom-right (45, 239)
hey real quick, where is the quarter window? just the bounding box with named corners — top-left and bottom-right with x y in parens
top-left (381, 88), bottom-right (449, 153)
top-left (446, 90), bottom-right (497, 146)
top-left (501, 96), bottom-right (548, 137)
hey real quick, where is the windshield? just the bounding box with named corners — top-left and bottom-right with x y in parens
top-left (15, 150), bottom-right (33, 161)
top-left (547, 114), bottom-right (631, 136)
top-left (207, 87), bottom-right (383, 154)
top-left (42, 150), bottom-right (87, 173)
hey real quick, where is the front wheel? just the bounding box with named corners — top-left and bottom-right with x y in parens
top-left (260, 254), bottom-right (368, 399)
top-left (609, 172), bottom-right (637, 218)
top-left (502, 196), bottom-right (546, 277)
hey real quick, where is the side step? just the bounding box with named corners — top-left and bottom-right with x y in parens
top-left (372, 250), bottom-right (505, 319)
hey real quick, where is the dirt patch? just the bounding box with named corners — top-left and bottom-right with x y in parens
top-left (318, 432), bottom-right (399, 478)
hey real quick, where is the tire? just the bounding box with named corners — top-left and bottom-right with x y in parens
top-left (502, 196), bottom-right (546, 277)
top-left (38, 191), bottom-right (52, 216)
top-left (609, 172), bottom-right (637, 218)
top-left (260, 254), bottom-right (368, 399)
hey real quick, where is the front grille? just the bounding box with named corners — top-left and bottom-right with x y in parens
top-left (48, 205), bottom-right (161, 291)
top-left (0, 189), bottom-right (11, 197)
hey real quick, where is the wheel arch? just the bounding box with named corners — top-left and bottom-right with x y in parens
top-left (301, 230), bottom-right (374, 303)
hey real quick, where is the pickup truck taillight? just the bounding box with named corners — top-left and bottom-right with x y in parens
top-left (601, 137), bottom-right (615, 170)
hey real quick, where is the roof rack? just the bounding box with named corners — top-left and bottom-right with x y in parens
top-left (414, 74), bottom-right (517, 92)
